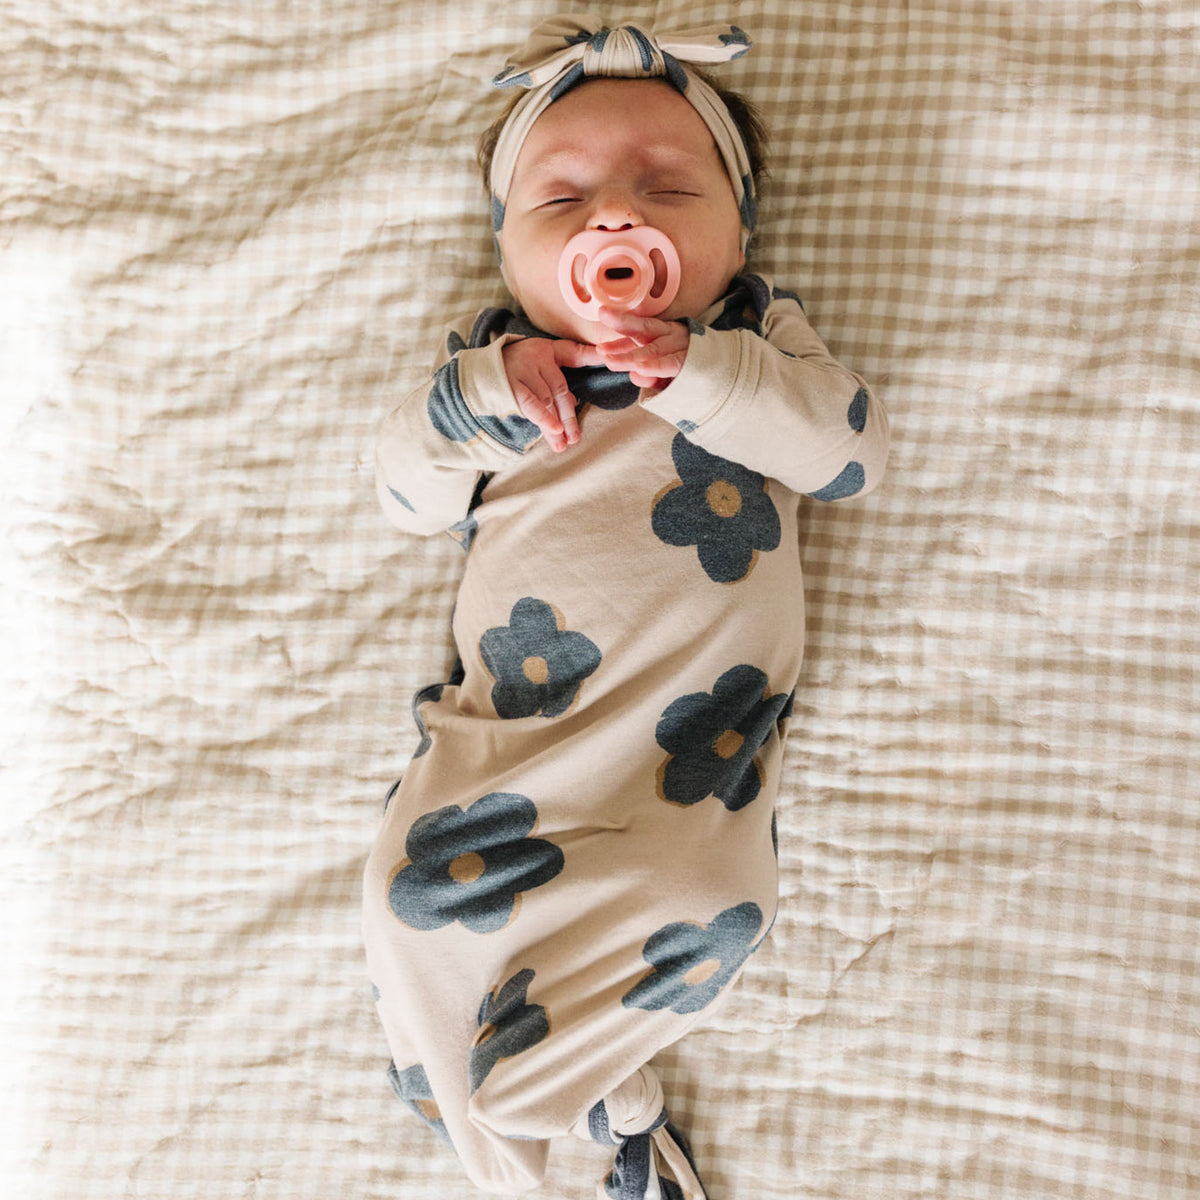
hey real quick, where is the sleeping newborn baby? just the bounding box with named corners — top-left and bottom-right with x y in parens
top-left (363, 18), bottom-right (889, 1199)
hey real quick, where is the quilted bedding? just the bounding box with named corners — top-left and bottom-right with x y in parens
top-left (4, 2), bottom-right (1197, 1197)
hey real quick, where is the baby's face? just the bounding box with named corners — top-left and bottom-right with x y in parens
top-left (499, 79), bottom-right (746, 344)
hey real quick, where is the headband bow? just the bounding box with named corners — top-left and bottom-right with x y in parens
top-left (492, 17), bottom-right (752, 91)
top-left (488, 17), bottom-right (756, 256)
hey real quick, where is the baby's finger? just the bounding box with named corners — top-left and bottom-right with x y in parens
top-left (536, 364), bottom-right (580, 447)
top-left (552, 339), bottom-right (607, 369)
top-left (629, 369), bottom-right (665, 389)
top-left (556, 391), bottom-right (580, 446)
top-left (598, 338), bottom-right (663, 365)
top-left (514, 381), bottom-right (566, 446)
top-left (594, 335), bottom-right (640, 356)
top-left (596, 307), bottom-right (673, 344)
top-left (602, 340), bottom-right (685, 373)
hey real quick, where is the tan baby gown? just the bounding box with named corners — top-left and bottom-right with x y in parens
top-left (364, 273), bottom-right (890, 1197)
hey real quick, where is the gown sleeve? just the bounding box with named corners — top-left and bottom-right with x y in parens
top-left (640, 278), bottom-right (890, 501)
top-left (374, 318), bottom-right (537, 535)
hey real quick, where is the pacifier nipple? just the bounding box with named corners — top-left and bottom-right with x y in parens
top-left (557, 227), bottom-right (681, 322)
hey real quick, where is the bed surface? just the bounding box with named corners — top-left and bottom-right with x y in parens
top-left (4, 2), bottom-right (1198, 1197)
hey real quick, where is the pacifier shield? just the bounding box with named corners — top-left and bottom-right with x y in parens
top-left (558, 227), bottom-right (681, 322)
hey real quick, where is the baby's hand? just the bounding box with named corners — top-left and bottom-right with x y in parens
top-left (595, 310), bottom-right (690, 389)
top-left (502, 337), bottom-right (605, 452)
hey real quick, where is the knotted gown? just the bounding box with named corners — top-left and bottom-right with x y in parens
top-left (363, 274), bottom-right (890, 1197)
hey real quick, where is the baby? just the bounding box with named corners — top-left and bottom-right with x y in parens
top-left (363, 18), bottom-right (890, 1200)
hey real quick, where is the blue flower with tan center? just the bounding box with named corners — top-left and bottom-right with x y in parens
top-left (656, 664), bottom-right (792, 811)
top-left (480, 597), bottom-right (602, 719)
top-left (387, 1061), bottom-right (451, 1144)
top-left (387, 791), bottom-right (564, 934)
top-left (622, 902), bottom-right (765, 1014)
top-left (651, 434), bottom-right (781, 583)
top-left (469, 968), bottom-right (550, 1094)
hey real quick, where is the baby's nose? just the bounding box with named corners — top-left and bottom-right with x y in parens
top-left (588, 192), bottom-right (642, 231)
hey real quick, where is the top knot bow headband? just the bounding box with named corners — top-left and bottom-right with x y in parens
top-left (488, 16), bottom-right (757, 253)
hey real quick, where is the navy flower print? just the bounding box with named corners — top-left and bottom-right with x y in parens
top-left (409, 655), bottom-right (464, 761)
top-left (387, 1061), bottom-right (450, 1144)
top-left (469, 968), bottom-right (550, 1093)
top-left (563, 365), bottom-right (639, 410)
top-left (427, 356), bottom-right (541, 452)
top-left (448, 511), bottom-right (479, 553)
top-left (656, 665), bottom-right (792, 811)
top-left (386, 485), bottom-right (415, 513)
top-left (480, 597), bottom-right (602, 719)
top-left (847, 386), bottom-right (869, 433)
top-left (771, 284), bottom-right (805, 309)
top-left (387, 791), bottom-right (564, 934)
top-left (710, 275), bottom-right (771, 333)
top-left (720, 26), bottom-right (751, 56)
top-left (410, 685), bottom-right (440, 760)
top-left (808, 462), bottom-right (865, 501)
top-left (623, 902), bottom-right (765, 1014)
top-left (807, 387), bottom-right (870, 500)
top-left (447, 475), bottom-right (487, 555)
top-left (652, 434), bottom-right (781, 583)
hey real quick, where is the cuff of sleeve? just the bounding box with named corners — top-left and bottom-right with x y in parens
top-left (454, 334), bottom-right (525, 421)
top-left (639, 324), bottom-right (749, 436)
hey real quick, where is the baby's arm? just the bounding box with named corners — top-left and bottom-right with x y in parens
top-left (635, 281), bottom-right (890, 501)
top-left (376, 321), bottom-right (547, 535)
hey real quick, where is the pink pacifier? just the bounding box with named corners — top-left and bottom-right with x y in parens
top-left (557, 227), bottom-right (681, 323)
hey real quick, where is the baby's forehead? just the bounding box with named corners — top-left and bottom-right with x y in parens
top-left (515, 79), bottom-right (721, 171)
top-left (519, 139), bottom-right (711, 183)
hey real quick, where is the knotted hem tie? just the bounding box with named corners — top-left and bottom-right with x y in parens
top-left (570, 1067), bottom-right (708, 1200)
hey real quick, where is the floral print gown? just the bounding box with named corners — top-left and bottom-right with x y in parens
top-left (364, 274), bottom-right (890, 1196)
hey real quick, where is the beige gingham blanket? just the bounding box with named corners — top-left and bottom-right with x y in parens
top-left (4, 2), bottom-right (1197, 1198)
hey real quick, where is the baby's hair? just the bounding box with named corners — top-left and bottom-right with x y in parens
top-left (476, 68), bottom-right (769, 193)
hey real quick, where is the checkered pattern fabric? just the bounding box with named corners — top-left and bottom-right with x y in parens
top-left (3, 2), bottom-right (1197, 1198)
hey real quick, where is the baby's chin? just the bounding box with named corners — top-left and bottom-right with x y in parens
top-left (518, 303), bottom-right (615, 346)
top-left (521, 298), bottom-right (712, 346)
